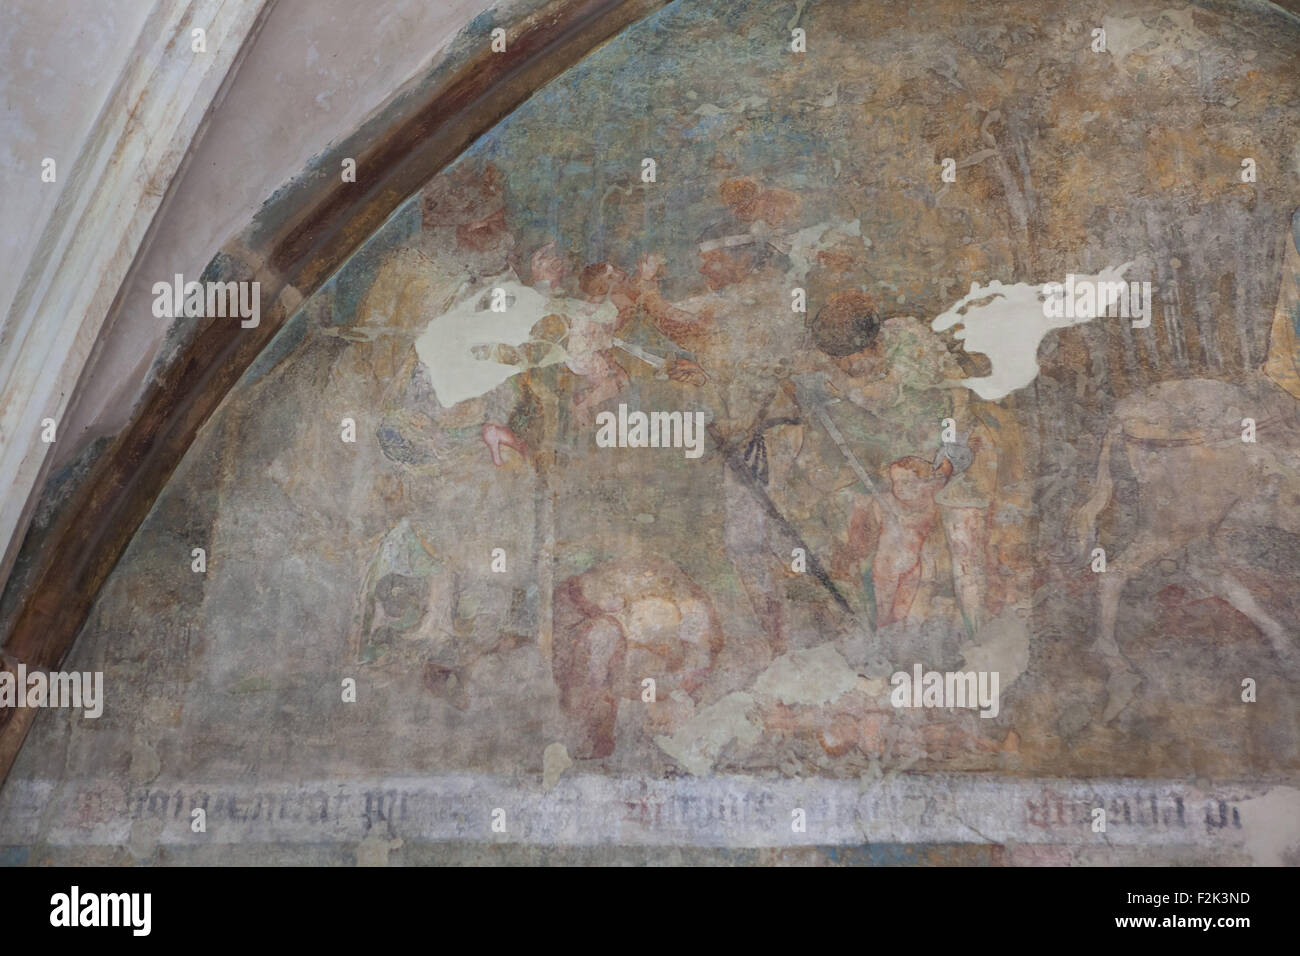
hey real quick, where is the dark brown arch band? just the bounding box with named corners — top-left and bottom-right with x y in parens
top-left (0, 0), bottom-right (669, 783)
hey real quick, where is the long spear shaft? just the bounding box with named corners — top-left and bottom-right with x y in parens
top-left (808, 401), bottom-right (879, 494)
top-left (707, 423), bottom-right (854, 615)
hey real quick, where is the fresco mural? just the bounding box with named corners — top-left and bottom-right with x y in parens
top-left (3, 0), bottom-right (1299, 864)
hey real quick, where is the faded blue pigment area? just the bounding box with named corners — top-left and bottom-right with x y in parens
top-left (459, 0), bottom-right (839, 299)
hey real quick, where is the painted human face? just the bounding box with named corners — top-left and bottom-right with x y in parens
top-left (889, 462), bottom-right (934, 503)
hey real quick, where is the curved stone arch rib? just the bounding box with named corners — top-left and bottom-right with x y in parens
top-left (0, 0), bottom-right (670, 783)
top-left (0, 0), bottom-right (277, 630)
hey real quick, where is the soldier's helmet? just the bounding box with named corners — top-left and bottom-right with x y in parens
top-left (811, 290), bottom-right (881, 357)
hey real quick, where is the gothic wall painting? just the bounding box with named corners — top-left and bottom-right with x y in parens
top-left (3, 0), bottom-right (1299, 865)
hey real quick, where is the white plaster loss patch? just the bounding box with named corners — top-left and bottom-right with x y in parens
top-left (931, 265), bottom-right (1130, 400)
top-left (414, 274), bottom-right (569, 408)
top-left (751, 645), bottom-right (861, 707)
top-left (1239, 788), bottom-right (1300, 866)
top-left (542, 742), bottom-right (572, 791)
top-left (958, 606), bottom-right (1031, 691)
top-left (655, 648), bottom-right (859, 775)
top-left (781, 218), bottom-right (862, 279)
top-left (655, 692), bottom-right (761, 776)
top-left (1102, 8), bottom-right (1213, 67)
